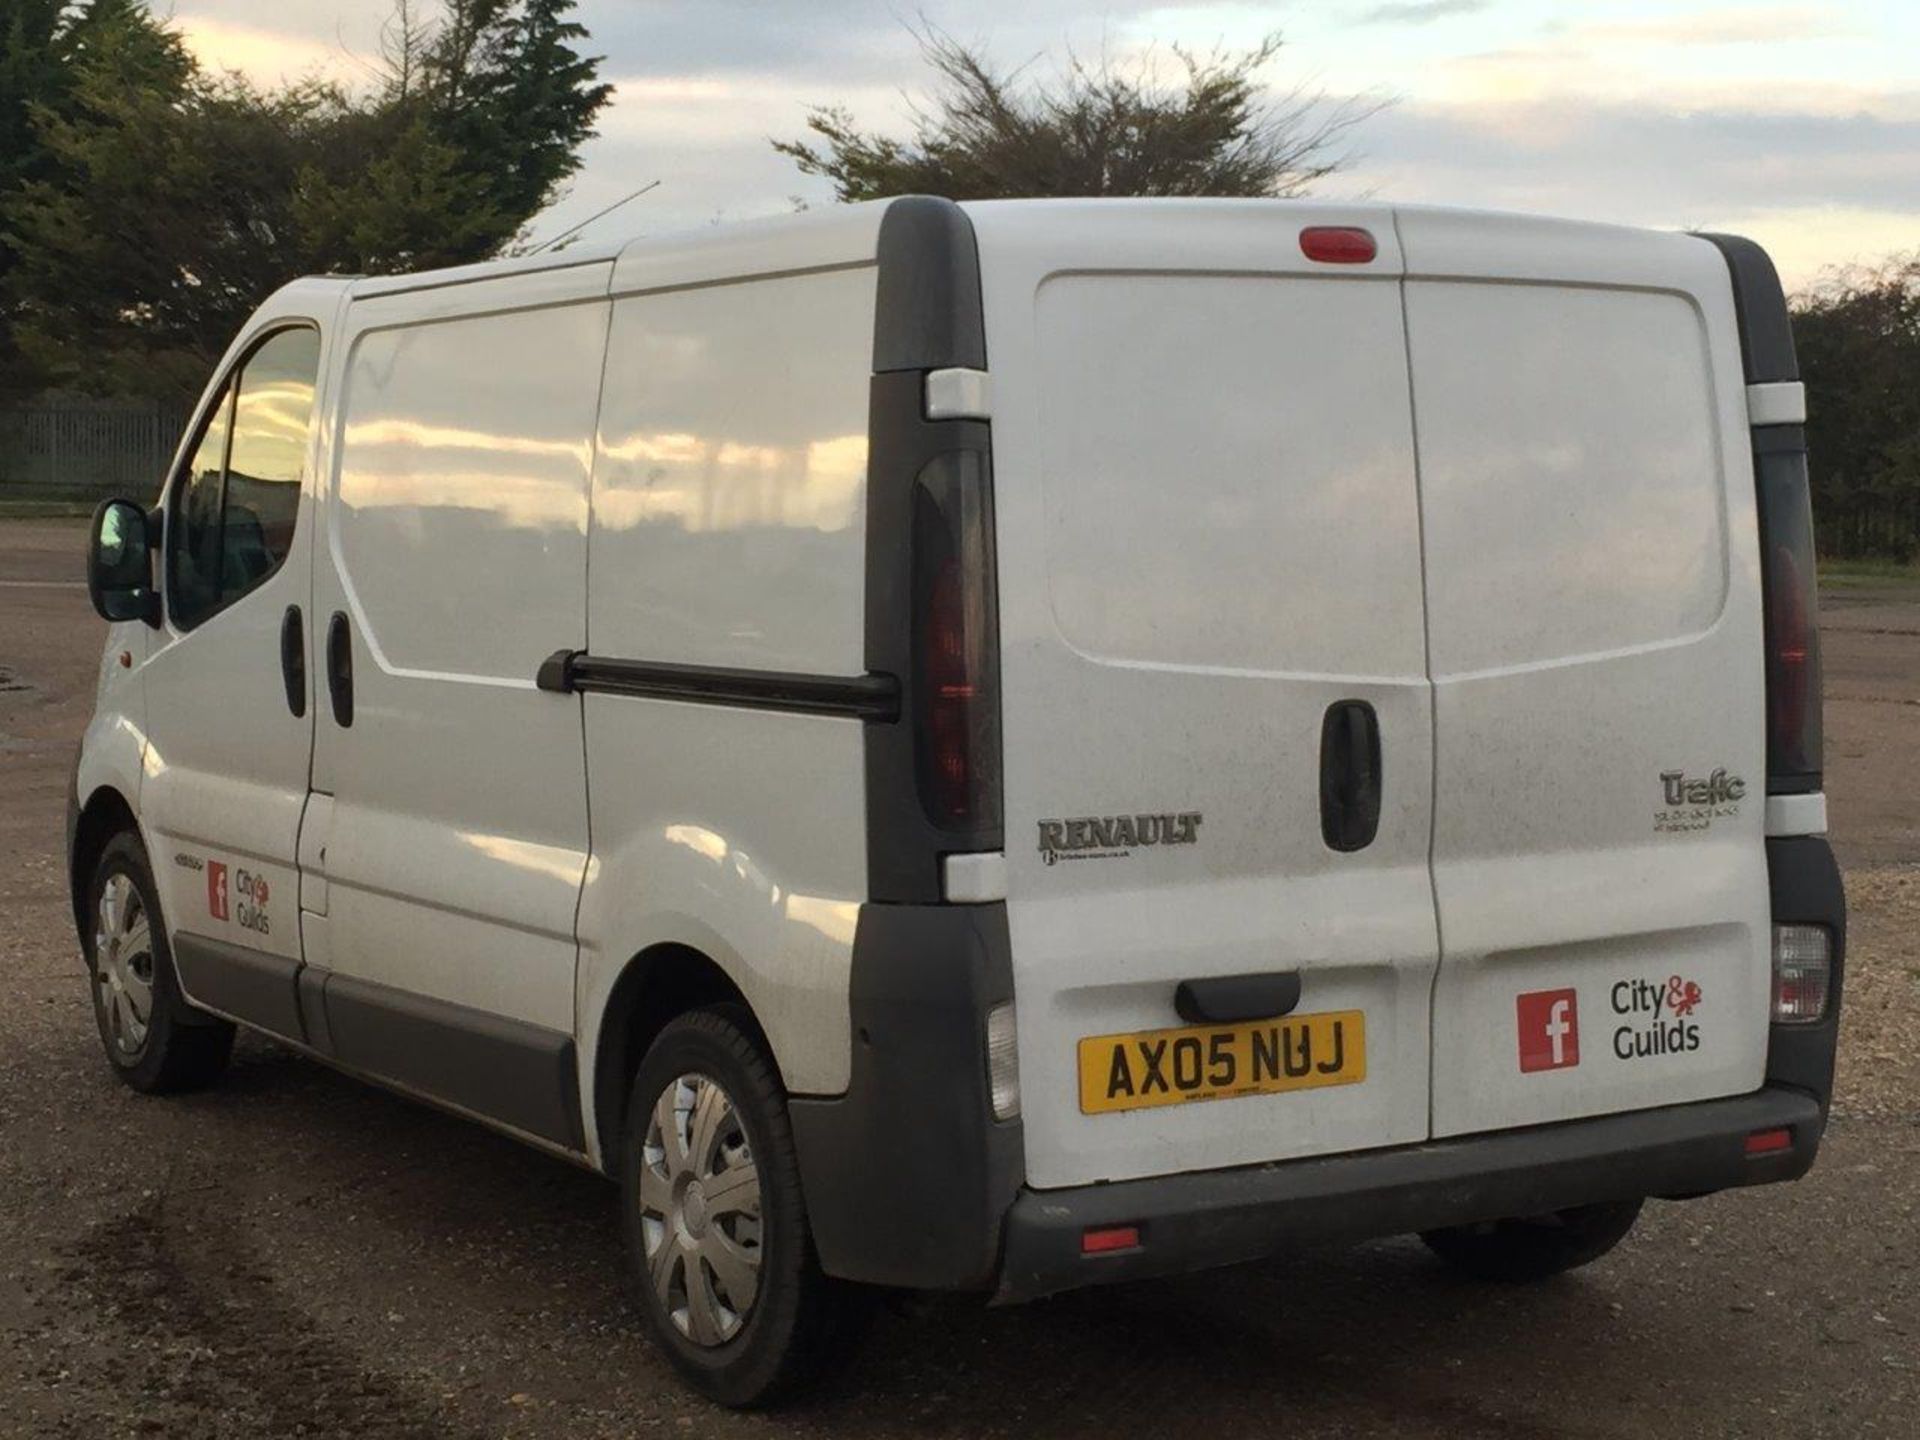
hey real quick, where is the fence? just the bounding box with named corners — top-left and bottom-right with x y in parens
top-left (1813, 488), bottom-right (1920, 562)
top-left (0, 402), bottom-right (189, 503)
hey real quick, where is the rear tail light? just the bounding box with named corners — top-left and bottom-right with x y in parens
top-left (912, 452), bottom-right (1001, 832)
top-left (1755, 442), bottom-right (1823, 786)
top-left (986, 1001), bottom-right (1020, 1120)
top-left (1771, 923), bottom-right (1831, 1023)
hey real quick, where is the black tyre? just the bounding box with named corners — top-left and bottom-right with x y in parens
top-left (1421, 1199), bottom-right (1644, 1282)
top-left (620, 1006), bottom-right (859, 1407)
top-left (85, 831), bottom-right (235, 1093)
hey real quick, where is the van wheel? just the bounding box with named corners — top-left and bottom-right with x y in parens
top-left (620, 1007), bottom-right (857, 1407)
top-left (86, 832), bottom-right (235, 1093)
top-left (1420, 1199), bottom-right (1644, 1282)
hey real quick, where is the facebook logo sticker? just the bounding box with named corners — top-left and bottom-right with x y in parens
top-left (207, 860), bottom-right (230, 922)
top-left (1516, 988), bottom-right (1580, 1073)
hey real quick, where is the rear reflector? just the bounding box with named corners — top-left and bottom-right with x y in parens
top-left (1745, 1128), bottom-right (1793, 1156)
top-left (1081, 1225), bottom-right (1141, 1255)
top-left (986, 1001), bottom-right (1020, 1121)
top-left (1300, 226), bottom-right (1377, 265)
top-left (1771, 923), bottom-right (1832, 1023)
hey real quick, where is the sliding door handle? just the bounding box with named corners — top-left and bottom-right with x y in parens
top-left (279, 604), bottom-right (306, 717)
top-left (325, 610), bottom-right (354, 727)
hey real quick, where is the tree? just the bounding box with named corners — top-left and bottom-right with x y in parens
top-left (2, 0), bottom-right (611, 401)
top-left (0, 0), bottom-right (189, 392)
top-left (1793, 257), bottom-right (1920, 561)
top-left (774, 29), bottom-right (1372, 202)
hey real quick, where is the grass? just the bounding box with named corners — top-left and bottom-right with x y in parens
top-left (0, 497), bottom-right (93, 519)
top-left (1820, 557), bottom-right (1920, 590)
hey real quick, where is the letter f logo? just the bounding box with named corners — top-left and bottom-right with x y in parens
top-left (1517, 988), bottom-right (1581, 1073)
top-left (1546, 999), bottom-right (1572, 1065)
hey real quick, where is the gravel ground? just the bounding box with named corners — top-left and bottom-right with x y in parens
top-left (2, 518), bottom-right (1915, 1438)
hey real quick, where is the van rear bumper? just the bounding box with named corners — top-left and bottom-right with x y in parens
top-left (995, 1084), bottom-right (1823, 1302)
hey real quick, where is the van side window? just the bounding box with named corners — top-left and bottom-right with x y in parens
top-left (166, 326), bottom-right (320, 629)
top-left (166, 381), bottom-right (234, 629)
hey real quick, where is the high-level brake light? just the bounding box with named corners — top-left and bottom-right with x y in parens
top-left (1300, 227), bottom-right (1377, 265)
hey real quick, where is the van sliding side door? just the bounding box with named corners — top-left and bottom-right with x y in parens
top-left (302, 271), bottom-right (614, 1150)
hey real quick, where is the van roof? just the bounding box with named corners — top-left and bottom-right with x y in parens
top-left (308, 196), bottom-right (1700, 308)
top-left (340, 201), bottom-right (898, 303)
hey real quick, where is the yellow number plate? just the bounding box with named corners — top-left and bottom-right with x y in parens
top-left (1077, 1010), bottom-right (1366, 1115)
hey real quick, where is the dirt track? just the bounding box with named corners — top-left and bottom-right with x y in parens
top-left (2, 518), bottom-right (1915, 1438)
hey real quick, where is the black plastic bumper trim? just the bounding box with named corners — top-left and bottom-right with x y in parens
top-left (996, 1086), bottom-right (1824, 1303)
top-left (789, 901), bottom-right (1024, 1289)
top-left (539, 651), bottom-right (900, 722)
top-left (1763, 834), bottom-right (1846, 1108)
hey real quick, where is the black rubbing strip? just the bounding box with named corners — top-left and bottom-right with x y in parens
top-left (321, 971), bottom-right (585, 1151)
top-left (558, 654), bottom-right (900, 721)
top-left (172, 933), bottom-right (305, 1040)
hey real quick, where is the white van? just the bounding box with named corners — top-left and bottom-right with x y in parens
top-left (72, 196), bottom-right (1846, 1405)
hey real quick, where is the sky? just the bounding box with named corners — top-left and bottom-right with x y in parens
top-left (167, 0), bottom-right (1920, 289)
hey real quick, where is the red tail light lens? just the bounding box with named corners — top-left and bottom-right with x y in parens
top-left (1755, 444), bottom-right (1822, 785)
top-left (1770, 543), bottom-right (1811, 765)
top-left (913, 453), bottom-right (1001, 832)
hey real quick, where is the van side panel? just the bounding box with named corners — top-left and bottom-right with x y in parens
top-left (1398, 211), bottom-right (1772, 1137)
top-left (576, 265), bottom-right (878, 1106)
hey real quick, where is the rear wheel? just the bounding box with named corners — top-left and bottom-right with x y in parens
top-left (86, 831), bottom-right (234, 1093)
top-left (620, 1007), bottom-right (859, 1407)
top-left (1420, 1199), bottom-right (1643, 1282)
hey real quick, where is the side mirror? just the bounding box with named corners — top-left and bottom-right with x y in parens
top-left (87, 498), bottom-right (160, 626)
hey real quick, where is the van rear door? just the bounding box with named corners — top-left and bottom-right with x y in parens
top-left (973, 202), bottom-right (1439, 1191)
top-left (1397, 210), bottom-right (1773, 1137)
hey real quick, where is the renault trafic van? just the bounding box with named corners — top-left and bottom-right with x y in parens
top-left (72, 196), bottom-right (1846, 1405)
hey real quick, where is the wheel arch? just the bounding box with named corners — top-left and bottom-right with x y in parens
top-left (69, 783), bottom-right (141, 944)
top-left (589, 942), bottom-right (776, 1172)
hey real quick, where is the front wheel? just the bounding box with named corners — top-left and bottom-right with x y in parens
top-left (1421, 1198), bottom-right (1644, 1282)
top-left (86, 831), bottom-right (234, 1093)
top-left (620, 1007), bottom-right (860, 1407)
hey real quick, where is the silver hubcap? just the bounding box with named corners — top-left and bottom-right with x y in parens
top-left (93, 874), bottom-right (154, 1057)
top-left (639, 1073), bottom-right (763, 1346)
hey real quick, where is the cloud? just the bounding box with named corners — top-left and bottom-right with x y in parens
top-left (164, 0), bottom-right (1920, 284)
top-left (1336, 92), bottom-right (1920, 284)
top-left (1358, 0), bottom-right (1489, 25)
top-left (1583, 6), bottom-right (1859, 48)
top-left (172, 14), bottom-right (363, 84)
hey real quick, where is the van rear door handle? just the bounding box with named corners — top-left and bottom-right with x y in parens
top-left (325, 610), bottom-right (354, 727)
top-left (1320, 700), bottom-right (1382, 852)
top-left (279, 604), bottom-right (306, 717)
top-left (1175, 972), bottom-right (1303, 1025)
